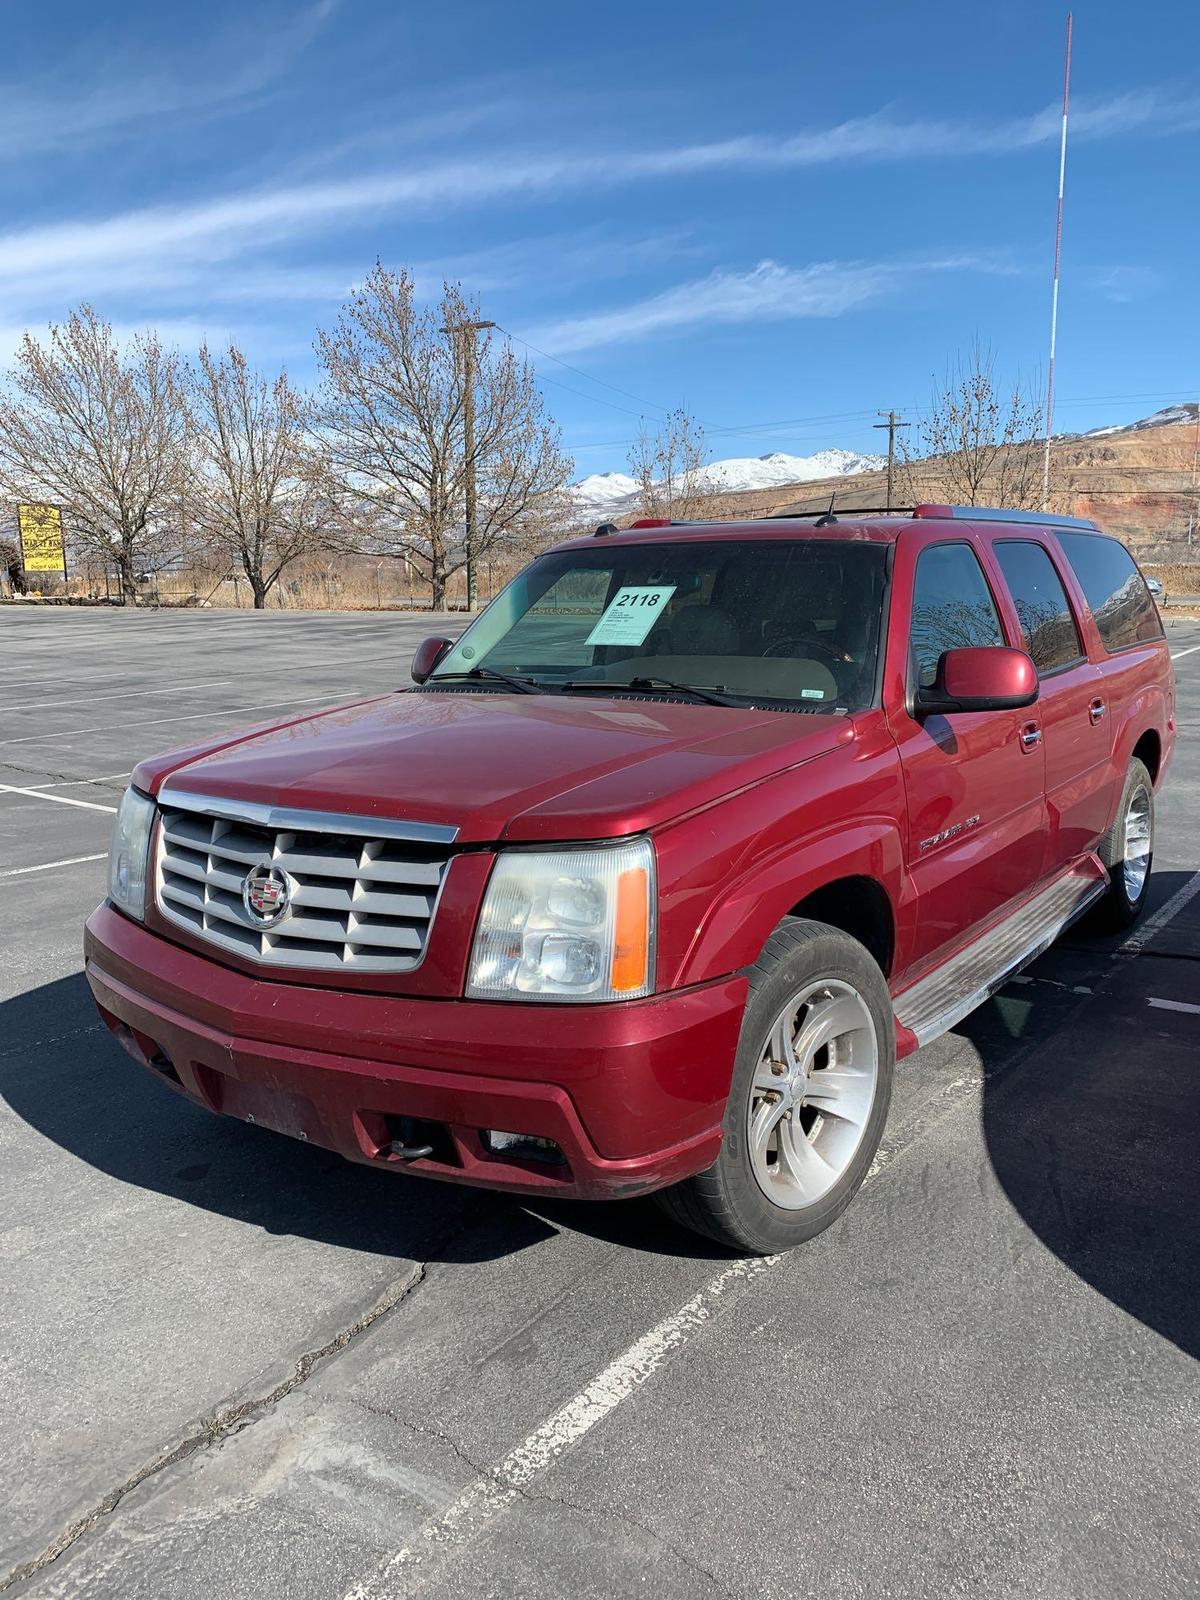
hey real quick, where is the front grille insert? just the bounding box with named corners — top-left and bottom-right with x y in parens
top-left (155, 798), bottom-right (454, 973)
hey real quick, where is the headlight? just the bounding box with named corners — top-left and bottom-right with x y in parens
top-left (108, 787), bottom-right (156, 920)
top-left (467, 838), bottom-right (656, 1002)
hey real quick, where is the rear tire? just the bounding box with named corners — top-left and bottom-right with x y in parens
top-left (1096, 758), bottom-right (1154, 929)
top-left (656, 920), bottom-right (894, 1254)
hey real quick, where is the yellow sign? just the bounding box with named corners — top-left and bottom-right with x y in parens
top-left (17, 504), bottom-right (66, 574)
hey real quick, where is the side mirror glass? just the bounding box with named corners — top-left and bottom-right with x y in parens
top-left (916, 646), bottom-right (1038, 715)
top-left (411, 636), bottom-right (453, 684)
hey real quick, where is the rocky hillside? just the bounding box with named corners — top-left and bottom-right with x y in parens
top-left (586, 407), bottom-right (1199, 561)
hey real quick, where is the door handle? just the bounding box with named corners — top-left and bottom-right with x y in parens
top-left (1089, 699), bottom-right (1107, 723)
top-left (1020, 725), bottom-right (1042, 751)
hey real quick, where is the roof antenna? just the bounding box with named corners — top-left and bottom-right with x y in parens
top-left (814, 493), bottom-right (838, 528)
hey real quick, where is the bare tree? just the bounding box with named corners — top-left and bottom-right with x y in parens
top-left (316, 265), bottom-right (571, 609)
top-left (0, 306), bottom-right (188, 600)
top-left (187, 342), bottom-right (329, 609)
top-left (628, 407), bottom-right (711, 520)
top-left (901, 342), bottom-right (1044, 509)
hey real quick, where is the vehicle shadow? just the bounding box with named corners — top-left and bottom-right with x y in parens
top-left (965, 867), bottom-right (1200, 1361)
top-left (0, 971), bottom-right (722, 1267)
top-left (7, 871), bottom-right (1196, 1311)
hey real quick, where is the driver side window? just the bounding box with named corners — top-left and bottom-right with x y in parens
top-left (911, 543), bottom-right (1004, 689)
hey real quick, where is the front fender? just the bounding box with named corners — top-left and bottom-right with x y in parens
top-left (653, 715), bottom-right (907, 989)
top-left (673, 818), bottom-right (906, 988)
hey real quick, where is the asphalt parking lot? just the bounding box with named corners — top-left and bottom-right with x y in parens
top-left (2, 605), bottom-right (1198, 1600)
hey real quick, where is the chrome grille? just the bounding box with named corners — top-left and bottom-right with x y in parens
top-left (155, 795), bottom-right (454, 972)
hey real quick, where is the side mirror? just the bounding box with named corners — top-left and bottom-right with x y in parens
top-left (411, 636), bottom-right (453, 684)
top-left (916, 646), bottom-right (1038, 715)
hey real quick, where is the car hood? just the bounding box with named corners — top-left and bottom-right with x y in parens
top-left (134, 689), bottom-right (854, 844)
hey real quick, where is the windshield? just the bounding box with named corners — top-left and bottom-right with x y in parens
top-left (432, 538), bottom-right (889, 711)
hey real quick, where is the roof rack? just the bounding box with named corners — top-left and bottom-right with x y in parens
top-left (911, 504), bottom-right (1099, 530)
top-left (768, 505), bottom-right (911, 520)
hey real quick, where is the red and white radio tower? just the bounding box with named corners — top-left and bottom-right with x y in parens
top-left (1042, 12), bottom-right (1073, 511)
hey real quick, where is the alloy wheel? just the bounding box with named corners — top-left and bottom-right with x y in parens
top-left (746, 979), bottom-right (879, 1210)
top-left (1123, 784), bottom-right (1152, 901)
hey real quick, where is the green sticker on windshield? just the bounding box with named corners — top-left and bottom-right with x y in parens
top-left (585, 586), bottom-right (676, 647)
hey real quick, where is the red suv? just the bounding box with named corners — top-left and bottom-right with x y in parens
top-left (86, 505), bottom-right (1175, 1252)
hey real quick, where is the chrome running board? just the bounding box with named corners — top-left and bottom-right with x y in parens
top-left (893, 858), bottom-right (1108, 1048)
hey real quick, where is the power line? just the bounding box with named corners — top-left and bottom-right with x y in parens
top-left (495, 325), bottom-right (669, 416)
top-left (526, 370), bottom-right (648, 420)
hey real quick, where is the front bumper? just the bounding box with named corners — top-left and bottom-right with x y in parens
top-left (84, 903), bottom-right (745, 1200)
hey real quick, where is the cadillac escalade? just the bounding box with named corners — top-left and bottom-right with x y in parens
top-left (85, 504), bottom-right (1175, 1252)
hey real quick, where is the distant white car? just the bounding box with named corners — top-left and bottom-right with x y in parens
top-left (1146, 575), bottom-right (1164, 599)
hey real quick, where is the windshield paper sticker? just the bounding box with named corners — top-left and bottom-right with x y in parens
top-left (585, 586), bottom-right (677, 647)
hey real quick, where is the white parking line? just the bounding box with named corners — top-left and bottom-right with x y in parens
top-left (343, 1254), bottom-right (780, 1600)
top-left (1170, 644), bottom-right (1200, 661)
top-left (0, 853), bottom-right (107, 878)
top-left (0, 784), bottom-right (118, 814)
top-left (344, 861), bottom-right (1200, 1600)
top-left (0, 691), bottom-right (372, 747)
top-left (1147, 997), bottom-right (1200, 1016)
top-left (1116, 869), bottom-right (1200, 959)
top-left (0, 679), bottom-right (233, 713)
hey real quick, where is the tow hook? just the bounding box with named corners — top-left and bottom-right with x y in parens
top-left (388, 1141), bottom-right (435, 1161)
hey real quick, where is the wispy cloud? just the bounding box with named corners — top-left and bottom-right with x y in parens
top-left (521, 256), bottom-right (1012, 355)
top-left (0, 87), bottom-right (1186, 331)
top-left (0, 1), bottom-right (338, 159)
top-left (1083, 264), bottom-right (1163, 304)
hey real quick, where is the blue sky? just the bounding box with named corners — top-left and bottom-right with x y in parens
top-left (1, 0), bottom-right (1197, 477)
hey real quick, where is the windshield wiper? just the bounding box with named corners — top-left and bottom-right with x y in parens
top-left (431, 667), bottom-right (546, 695)
top-left (559, 675), bottom-right (743, 708)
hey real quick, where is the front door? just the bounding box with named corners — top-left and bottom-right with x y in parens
top-left (887, 537), bottom-right (1048, 974)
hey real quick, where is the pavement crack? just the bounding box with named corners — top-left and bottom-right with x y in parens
top-left (0, 1023), bottom-right (103, 1063)
top-left (0, 1262), bottom-right (427, 1595)
top-left (515, 1484), bottom-right (739, 1597)
top-left (350, 1400), bottom-right (495, 1483)
top-left (0, 759), bottom-right (120, 788)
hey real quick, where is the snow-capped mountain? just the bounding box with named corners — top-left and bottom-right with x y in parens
top-left (695, 448), bottom-right (885, 492)
top-left (570, 471), bottom-right (643, 513)
top-left (570, 447), bottom-right (884, 518)
top-left (1084, 402), bottom-right (1198, 438)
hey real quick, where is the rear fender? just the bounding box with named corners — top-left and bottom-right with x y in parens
top-left (1114, 683), bottom-right (1170, 785)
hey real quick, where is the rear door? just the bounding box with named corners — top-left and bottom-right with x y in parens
top-left (987, 537), bottom-right (1110, 869)
top-left (1054, 530), bottom-right (1167, 806)
top-left (886, 535), bottom-right (1048, 973)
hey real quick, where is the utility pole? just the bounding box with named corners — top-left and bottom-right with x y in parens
top-left (1189, 397), bottom-right (1199, 548)
top-left (873, 410), bottom-right (909, 509)
top-left (444, 317), bottom-right (495, 611)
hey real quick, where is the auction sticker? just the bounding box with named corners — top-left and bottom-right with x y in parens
top-left (585, 586), bottom-right (676, 646)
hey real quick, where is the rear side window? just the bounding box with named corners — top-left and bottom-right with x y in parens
top-left (910, 542), bottom-right (1004, 689)
top-left (992, 541), bottom-right (1083, 673)
top-left (1057, 533), bottom-right (1163, 652)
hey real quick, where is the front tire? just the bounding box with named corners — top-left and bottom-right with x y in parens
top-left (657, 920), bottom-right (894, 1253)
top-left (1097, 758), bottom-right (1154, 928)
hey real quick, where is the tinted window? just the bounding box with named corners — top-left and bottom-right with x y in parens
top-left (1058, 533), bottom-right (1163, 652)
top-left (434, 539), bottom-right (890, 710)
top-left (993, 541), bottom-right (1083, 673)
top-left (910, 543), bottom-right (1004, 689)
